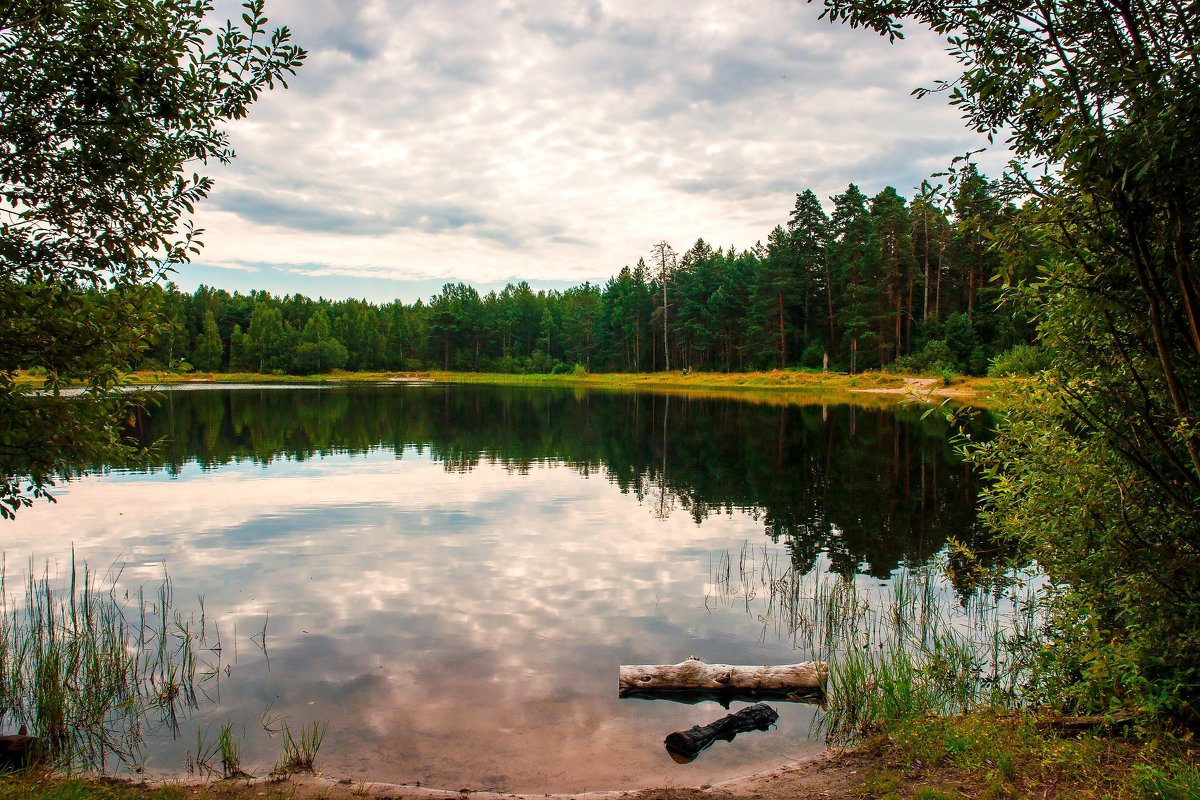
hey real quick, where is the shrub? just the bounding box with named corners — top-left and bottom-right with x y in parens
top-left (800, 342), bottom-right (825, 369)
top-left (987, 344), bottom-right (1050, 377)
top-left (890, 339), bottom-right (955, 375)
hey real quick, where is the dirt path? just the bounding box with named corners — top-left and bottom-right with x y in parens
top-left (850, 377), bottom-right (977, 402)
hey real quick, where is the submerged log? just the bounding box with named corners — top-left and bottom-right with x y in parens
top-left (664, 703), bottom-right (779, 763)
top-left (619, 656), bottom-right (827, 703)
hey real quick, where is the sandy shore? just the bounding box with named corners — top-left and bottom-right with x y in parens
top-left (180, 749), bottom-right (868, 800)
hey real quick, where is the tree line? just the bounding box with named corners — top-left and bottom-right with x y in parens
top-left (143, 165), bottom-right (1043, 378)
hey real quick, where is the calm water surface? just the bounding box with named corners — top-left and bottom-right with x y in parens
top-left (4, 385), bottom-right (985, 792)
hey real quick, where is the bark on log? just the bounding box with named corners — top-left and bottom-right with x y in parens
top-left (619, 656), bottom-right (827, 703)
top-left (0, 734), bottom-right (39, 770)
top-left (663, 703), bottom-right (779, 763)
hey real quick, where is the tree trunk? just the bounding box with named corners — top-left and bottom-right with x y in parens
top-left (634, 315), bottom-right (641, 373)
top-left (922, 211), bottom-right (931, 322)
top-left (619, 657), bottom-right (826, 702)
top-left (663, 282), bottom-right (670, 372)
top-left (824, 253), bottom-right (836, 353)
top-left (905, 267), bottom-right (914, 355)
top-left (778, 286), bottom-right (786, 368)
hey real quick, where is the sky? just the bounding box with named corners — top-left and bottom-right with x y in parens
top-left (184, 0), bottom-right (1011, 304)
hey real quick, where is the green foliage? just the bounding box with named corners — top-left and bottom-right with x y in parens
top-left (890, 339), bottom-right (954, 376)
top-left (986, 344), bottom-right (1048, 378)
top-left (0, 1), bottom-right (304, 516)
top-left (859, 712), bottom-right (1200, 800)
top-left (1132, 761), bottom-right (1200, 800)
top-left (817, 0), bottom-right (1200, 723)
top-left (193, 310), bottom-right (223, 372)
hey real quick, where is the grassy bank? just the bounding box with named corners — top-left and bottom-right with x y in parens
top-left (852, 713), bottom-right (1200, 799)
top-left (15, 368), bottom-right (1023, 408)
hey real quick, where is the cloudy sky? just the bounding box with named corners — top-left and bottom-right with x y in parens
top-left (186, 0), bottom-right (1009, 304)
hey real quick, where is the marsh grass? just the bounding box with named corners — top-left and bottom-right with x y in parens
top-left (0, 556), bottom-right (220, 772)
top-left (216, 722), bottom-right (242, 779)
top-left (273, 720), bottom-right (327, 774)
top-left (709, 543), bottom-right (1043, 743)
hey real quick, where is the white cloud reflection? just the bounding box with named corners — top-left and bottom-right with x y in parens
top-left (5, 451), bottom-right (824, 791)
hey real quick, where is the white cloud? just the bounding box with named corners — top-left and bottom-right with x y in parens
top-left (187, 0), bottom-right (1010, 296)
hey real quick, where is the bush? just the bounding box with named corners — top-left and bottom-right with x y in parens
top-left (800, 342), bottom-right (825, 369)
top-left (890, 339), bottom-right (955, 375)
top-left (987, 344), bottom-right (1050, 377)
top-left (943, 313), bottom-right (981, 373)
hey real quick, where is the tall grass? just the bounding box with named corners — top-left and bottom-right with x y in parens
top-left (0, 556), bottom-right (219, 771)
top-left (274, 720), bottom-right (327, 774)
top-left (708, 543), bottom-right (1043, 744)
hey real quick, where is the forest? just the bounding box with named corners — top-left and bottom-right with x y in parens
top-left (141, 165), bottom-right (1045, 378)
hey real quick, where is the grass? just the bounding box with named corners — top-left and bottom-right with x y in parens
top-left (12, 367), bottom-right (1024, 408)
top-left (854, 712), bottom-right (1200, 799)
top-left (711, 543), bottom-right (1200, 797)
top-left (708, 544), bottom-right (1041, 743)
top-left (0, 557), bottom-right (218, 772)
top-left (216, 723), bottom-right (241, 780)
top-left (273, 720), bottom-right (327, 774)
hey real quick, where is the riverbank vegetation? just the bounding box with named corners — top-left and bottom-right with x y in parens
top-left (92, 367), bottom-right (1014, 402)
top-left (805, 0), bottom-right (1200, 778)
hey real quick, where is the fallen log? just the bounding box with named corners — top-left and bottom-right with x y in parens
top-left (663, 703), bottom-right (779, 763)
top-left (0, 734), bottom-right (39, 770)
top-left (619, 656), bottom-right (827, 704)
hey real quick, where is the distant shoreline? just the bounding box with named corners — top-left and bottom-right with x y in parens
top-left (80, 369), bottom-right (1021, 407)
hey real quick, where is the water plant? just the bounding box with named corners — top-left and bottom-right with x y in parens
top-left (274, 720), bottom-right (327, 774)
top-left (709, 542), bottom-right (1043, 743)
top-left (0, 555), bottom-right (220, 771)
top-left (217, 722), bottom-right (243, 779)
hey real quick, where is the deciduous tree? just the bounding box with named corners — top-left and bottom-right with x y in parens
top-left (0, 0), bottom-right (304, 517)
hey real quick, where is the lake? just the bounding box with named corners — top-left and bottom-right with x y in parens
top-left (2, 384), bottom-right (986, 792)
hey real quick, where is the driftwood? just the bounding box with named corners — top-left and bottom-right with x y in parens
top-left (0, 734), bottom-right (39, 770)
top-left (619, 656), bottom-right (827, 704)
top-left (663, 703), bottom-right (779, 763)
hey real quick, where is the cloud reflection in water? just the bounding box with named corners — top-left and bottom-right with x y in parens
top-left (5, 449), bottom-right (824, 792)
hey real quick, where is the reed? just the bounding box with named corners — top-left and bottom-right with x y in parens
top-left (217, 722), bottom-right (242, 779)
top-left (709, 543), bottom-right (1043, 743)
top-left (274, 720), bottom-right (327, 774)
top-left (0, 555), bottom-right (219, 771)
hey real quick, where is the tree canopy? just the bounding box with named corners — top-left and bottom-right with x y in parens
top-left (814, 0), bottom-right (1200, 719)
top-left (0, 0), bottom-right (304, 517)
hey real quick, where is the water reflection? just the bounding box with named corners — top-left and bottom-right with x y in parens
top-left (129, 385), bottom-right (988, 576)
top-left (3, 385), bottom-right (990, 792)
